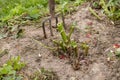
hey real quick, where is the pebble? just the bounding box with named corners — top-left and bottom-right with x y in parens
top-left (116, 73), bottom-right (120, 77)
top-left (69, 77), bottom-right (77, 80)
top-left (111, 77), bottom-right (117, 80)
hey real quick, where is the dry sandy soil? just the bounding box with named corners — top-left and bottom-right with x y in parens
top-left (0, 3), bottom-right (120, 80)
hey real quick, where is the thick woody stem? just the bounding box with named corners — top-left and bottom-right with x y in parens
top-left (48, 0), bottom-right (55, 18)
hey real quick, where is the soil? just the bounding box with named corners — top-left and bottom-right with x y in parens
top-left (0, 2), bottom-right (120, 80)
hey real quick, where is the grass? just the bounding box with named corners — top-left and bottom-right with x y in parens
top-left (100, 0), bottom-right (120, 20)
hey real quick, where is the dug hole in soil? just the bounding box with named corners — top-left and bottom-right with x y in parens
top-left (0, 3), bottom-right (120, 80)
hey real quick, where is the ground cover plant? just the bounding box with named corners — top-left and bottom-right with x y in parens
top-left (0, 56), bottom-right (25, 80)
top-left (0, 0), bottom-right (86, 24)
top-left (0, 0), bottom-right (86, 39)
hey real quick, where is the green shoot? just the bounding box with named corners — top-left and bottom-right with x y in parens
top-left (89, 7), bottom-right (102, 20)
top-left (54, 23), bottom-right (78, 57)
top-left (100, 0), bottom-right (120, 20)
top-left (57, 23), bottom-right (68, 43)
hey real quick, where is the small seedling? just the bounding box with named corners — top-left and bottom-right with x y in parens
top-left (81, 42), bottom-right (89, 56)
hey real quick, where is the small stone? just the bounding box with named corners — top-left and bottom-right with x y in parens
top-left (116, 73), bottom-right (120, 77)
top-left (114, 37), bottom-right (120, 41)
top-left (38, 53), bottom-right (42, 58)
top-left (118, 68), bottom-right (120, 71)
top-left (112, 77), bottom-right (117, 80)
top-left (118, 77), bottom-right (120, 80)
top-left (69, 77), bottom-right (77, 80)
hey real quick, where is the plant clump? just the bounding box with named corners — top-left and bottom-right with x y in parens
top-left (53, 23), bottom-right (89, 70)
top-left (100, 0), bottom-right (120, 20)
top-left (31, 68), bottom-right (59, 80)
top-left (0, 56), bottom-right (25, 80)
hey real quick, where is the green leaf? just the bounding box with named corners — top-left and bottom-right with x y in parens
top-left (68, 25), bottom-right (74, 41)
top-left (57, 23), bottom-right (68, 43)
top-left (0, 64), bottom-right (13, 75)
top-left (15, 76), bottom-right (23, 80)
top-left (8, 70), bottom-right (16, 75)
top-left (7, 56), bottom-right (25, 71)
top-left (71, 41), bottom-right (77, 48)
top-left (115, 48), bottom-right (120, 57)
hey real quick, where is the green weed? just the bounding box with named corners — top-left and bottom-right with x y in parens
top-left (81, 42), bottom-right (89, 56)
top-left (100, 0), bottom-right (120, 20)
top-left (74, 0), bottom-right (86, 6)
top-left (0, 0), bottom-right (81, 23)
top-left (0, 49), bottom-right (8, 58)
top-left (31, 68), bottom-right (59, 80)
top-left (0, 56), bottom-right (25, 80)
top-left (89, 7), bottom-right (102, 20)
top-left (0, 0), bottom-right (86, 39)
top-left (0, 0), bottom-right (48, 22)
